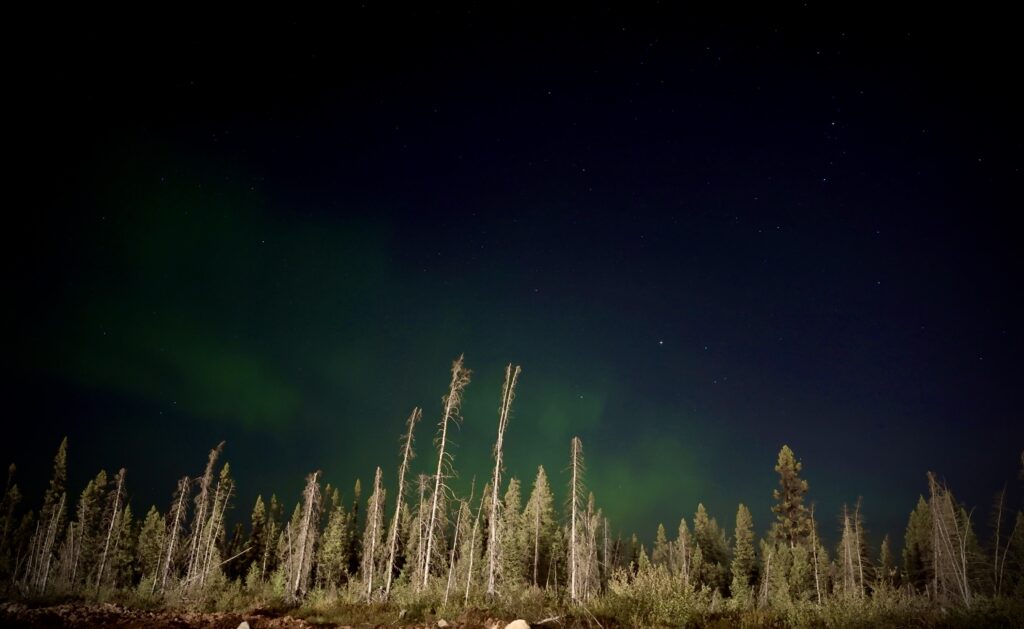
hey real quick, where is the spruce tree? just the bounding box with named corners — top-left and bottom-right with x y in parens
top-left (652, 523), bottom-right (670, 567)
top-left (523, 465), bottom-right (555, 587)
top-left (263, 494), bottom-right (282, 581)
top-left (72, 469), bottom-right (109, 588)
top-left (878, 534), bottom-right (894, 586)
top-left (315, 489), bottom-right (348, 589)
top-left (498, 477), bottom-right (525, 589)
top-left (109, 503), bottom-right (136, 588)
top-left (730, 504), bottom-right (756, 606)
top-left (137, 506), bottom-right (166, 583)
top-left (247, 495), bottom-right (267, 583)
top-left (693, 503), bottom-right (730, 592)
top-left (770, 445), bottom-right (811, 548)
top-left (902, 495), bottom-right (931, 590)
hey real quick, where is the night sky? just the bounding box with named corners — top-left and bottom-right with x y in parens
top-left (6, 7), bottom-right (1022, 548)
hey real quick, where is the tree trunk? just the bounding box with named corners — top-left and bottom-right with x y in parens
top-left (384, 407), bottom-right (421, 598)
top-left (423, 355), bottom-right (470, 589)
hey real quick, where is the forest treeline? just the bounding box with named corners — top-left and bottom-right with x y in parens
top-left (1, 356), bottom-right (1022, 626)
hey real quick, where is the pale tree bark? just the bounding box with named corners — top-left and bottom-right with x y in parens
top-left (853, 498), bottom-right (865, 599)
top-left (37, 492), bottom-right (65, 593)
top-left (158, 476), bottom-right (190, 594)
top-left (292, 471), bottom-right (321, 600)
top-left (95, 468), bottom-right (125, 591)
top-left (487, 363), bottom-right (521, 595)
top-left (444, 491), bottom-right (470, 606)
top-left (384, 407), bottom-right (421, 598)
top-left (810, 505), bottom-right (822, 605)
top-left (992, 487), bottom-right (1006, 597)
top-left (363, 467), bottom-right (385, 602)
top-left (422, 355), bottom-right (471, 589)
top-left (186, 442), bottom-right (224, 585)
top-left (464, 485), bottom-right (486, 604)
top-left (928, 472), bottom-right (973, 607)
top-left (198, 467), bottom-right (233, 590)
top-left (569, 436), bottom-right (584, 602)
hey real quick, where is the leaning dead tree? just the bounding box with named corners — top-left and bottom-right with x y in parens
top-left (384, 407), bottom-right (421, 598)
top-left (422, 354), bottom-right (471, 589)
top-left (291, 471), bottom-right (322, 600)
top-left (362, 466), bottom-right (386, 601)
top-left (158, 476), bottom-right (190, 594)
top-left (568, 436), bottom-right (585, 602)
top-left (928, 472), bottom-right (973, 607)
top-left (487, 363), bottom-right (522, 595)
top-left (94, 468), bottom-right (125, 591)
top-left (184, 442), bottom-right (224, 587)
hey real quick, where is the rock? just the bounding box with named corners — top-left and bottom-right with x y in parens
top-left (238, 622), bottom-right (251, 629)
top-left (438, 620), bottom-right (450, 628)
top-left (504, 620), bottom-right (530, 629)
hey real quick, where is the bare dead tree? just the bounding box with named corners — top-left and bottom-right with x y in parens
top-left (198, 464), bottom-right (233, 590)
top-left (384, 407), bottom-right (421, 598)
top-left (487, 363), bottom-right (522, 595)
top-left (292, 471), bottom-right (322, 600)
top-left (928, 472), bottom-right (973, 607)
top-left (412, 474), bottom-right (428, 587)
top-left (464, 484), bottom-right (487, 604)
top-left (185, 442), bottom-right (224, 586)
top-left (94, 468), bottom-right (125, 591)
top-left (839, 504), bottom-right (859, 599)
top-left (444, 488), bottom-right (471, 606)
top-left (34, 492), bottom-right (65, 593)
top-left (569, 436), bottom-right (584, 602)
top-left (853, 498), bottom-right (865, 600)
top-left (422, 355), bottom-right (471, 589)
top-left (158, 476), bottom-right (190, 594)
top-left (810, 504), bottom-right (822, 605)
top-left (362, 467), bottom-right (386, 601)
top-left (598, 514), bottom-right (606, 590)
top-left (992, 486), bottom-right (1008, 597)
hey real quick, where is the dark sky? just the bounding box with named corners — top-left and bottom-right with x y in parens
top-left (5, 7), bottom-right (1022, 548)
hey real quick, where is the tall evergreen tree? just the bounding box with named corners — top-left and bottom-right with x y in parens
top-left (652, 523), bottom-right (670, 567)
top-left (137, 506), bottom-right (166, 583)
top-left (498, 477), bottom-right (525, 589)
top-left (902, 495), bottom-right (932, 590)
top-left (109, 503), bottom-right (136, 588)
top-left (770, 445), bottom-right (811, 548)
top-left (878, 534), bottom-right (894, 586)
top-left (523, 465), bottom-right (555, 588)
top-left (70, 469), bottom-right (109, 588)
top-left (731, 504), bottom-right (756, 606)
top-left (693, 503), bottom-right (730, 592)
top-left (315, 488), bottom-right (348, 590)
top-left (246, 495), bottom-right (267, 584)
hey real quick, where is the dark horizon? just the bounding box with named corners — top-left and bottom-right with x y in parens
top-left (5, 7), bottom-right (1022, 553)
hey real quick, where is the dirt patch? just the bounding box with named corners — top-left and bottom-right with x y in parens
top-left (0, 602), bottom-right (329, 628)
